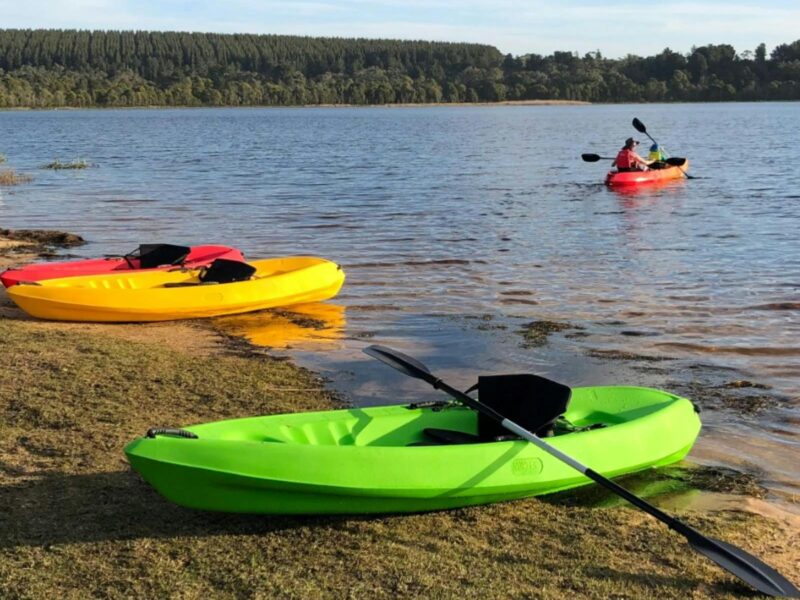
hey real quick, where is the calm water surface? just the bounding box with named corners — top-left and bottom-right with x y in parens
top-left (1, 104), bottom-right (798, 508)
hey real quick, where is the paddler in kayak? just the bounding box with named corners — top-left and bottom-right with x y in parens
top-left (612, 138), bottom-right (651, 172)
top-left (647, 143), bottom-right (668, 169)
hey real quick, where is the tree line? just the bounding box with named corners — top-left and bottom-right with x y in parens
top-left (0, 29), bottom-right (798, 108)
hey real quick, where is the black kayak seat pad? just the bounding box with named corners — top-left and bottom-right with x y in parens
top-left (137, 244), bottom-right (191, 269)
top-left (476, 374), bottom-right (571, 440)
top-left (160, 259), bottom-right (256, 288)
top-left (200, 259), bottom-right (256, 284)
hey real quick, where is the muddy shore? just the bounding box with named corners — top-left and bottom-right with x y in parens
top-left (0, 231), bottom-right (797, 598)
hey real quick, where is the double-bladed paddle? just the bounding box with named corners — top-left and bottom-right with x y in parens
top-left (633, 118), bottom-right (695, 179)
top-left (582, 153), bottom-right (686, 167)
top-left (363, 344), bottom-right (800, 598)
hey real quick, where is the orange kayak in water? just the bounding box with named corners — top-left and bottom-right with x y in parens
top-left (605, 160), bottom-right (689, 186)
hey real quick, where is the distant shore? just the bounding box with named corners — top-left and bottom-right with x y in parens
top-left (346, 100), bottom-right (591, 108)
top-left (0, 99), bottom-right (590, 112)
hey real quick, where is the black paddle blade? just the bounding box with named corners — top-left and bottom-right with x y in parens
top-left (688, 535), bottom-right (800, 598)
top-left (363, 345), bottom-right (435, 382)
top-left (633, 117), bottom-right (647, 133)
top-left (582, 153), bottom-right (617, 162)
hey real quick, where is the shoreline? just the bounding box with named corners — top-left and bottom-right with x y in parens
top-left (0, 229), bottom-right (85, 268)
top-left (5, 100), bottom-right (800, 113)
top-left (1, 230), bottom-right (798, 597)
top-left (0, 99), bottom-right (589, 112)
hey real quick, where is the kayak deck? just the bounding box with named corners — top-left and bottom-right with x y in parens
top-left (125, 386), bottom-right (701, 514)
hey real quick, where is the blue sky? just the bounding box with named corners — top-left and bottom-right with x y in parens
top-left (1, 0), bottom-right (798, 57)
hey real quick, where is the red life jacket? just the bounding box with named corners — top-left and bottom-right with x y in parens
top-left (615, 148), bottom-right (636, 169)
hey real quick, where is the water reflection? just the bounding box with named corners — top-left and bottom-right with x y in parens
top-left (214, 302), bottom-right (346, 350)
top-left (611, 178), bottom-right (688, 205)
top-left (545, 460), bottom-right (800, 518)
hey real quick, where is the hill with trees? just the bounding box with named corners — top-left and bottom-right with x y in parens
top-left (0, 29), bottom-right (798, 107)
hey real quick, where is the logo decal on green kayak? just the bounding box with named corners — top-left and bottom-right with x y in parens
top-left (511, 457), bottom-right (543, 476)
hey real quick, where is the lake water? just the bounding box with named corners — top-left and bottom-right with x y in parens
top-left (1, 103), bottom-right (798, 509)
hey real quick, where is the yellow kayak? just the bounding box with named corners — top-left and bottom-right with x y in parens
top-left (7, 257), bottom-right (345, 322)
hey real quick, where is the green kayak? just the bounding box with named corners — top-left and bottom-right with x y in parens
top-left (125, 385), bottom-right (701, 514)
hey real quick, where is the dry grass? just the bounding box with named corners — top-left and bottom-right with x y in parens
top-left (1, 318), bottom-right (798, 598)
top-left (0, 168), bottom-right (33, 185)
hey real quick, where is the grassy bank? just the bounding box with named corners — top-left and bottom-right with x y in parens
top-left (1, 315), bottom-right (797, 598)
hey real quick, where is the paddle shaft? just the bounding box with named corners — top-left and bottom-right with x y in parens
top-left (640, 129), bottom-right (659, 149)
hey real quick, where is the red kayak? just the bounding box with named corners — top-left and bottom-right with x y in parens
top-left (0, 244), bottom-right (244, 288)
top-left (605, 161), bottom-right (689, 186)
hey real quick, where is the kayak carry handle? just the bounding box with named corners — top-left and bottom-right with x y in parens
top-left (146, 428), bottom-right (198, 439)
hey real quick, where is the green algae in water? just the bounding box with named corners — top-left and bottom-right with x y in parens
top-left (518, 320), bottom-right (581, 348)
top-left (43, 159), bottom-right (91, 170)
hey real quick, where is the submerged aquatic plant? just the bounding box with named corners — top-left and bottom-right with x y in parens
top-left (517, 319), bottom-right (580, 348)
top-left (43, 159), bottom-right (91, 170)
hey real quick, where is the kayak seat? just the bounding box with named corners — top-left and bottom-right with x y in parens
top-left (136, 244), bottom-right (191, 268)
top-left (407, 375), bottom-right (572, 446)
top-left (472, 374), bottom-right (571, 441)
top-left (161, 259), bottom-right (256, 288)
top-left (200, 259), bottom-right (257, 284)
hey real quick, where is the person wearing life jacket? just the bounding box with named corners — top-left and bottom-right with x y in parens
top-left (612, 138), bottom-right (650, 172)
top-left (647, 143), bottom-right (668, 169)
